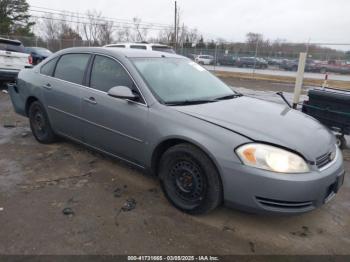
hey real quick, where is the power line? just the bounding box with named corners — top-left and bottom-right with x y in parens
top-left (29, 5), bottom-right (172, 29)
top-left (29, 9), bottom-right (172, 30)
top-left (30, 15), bottom-right (171, 31)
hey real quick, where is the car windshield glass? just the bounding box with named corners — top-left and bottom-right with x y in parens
top-left (131, 58), bottom-right (235, 104)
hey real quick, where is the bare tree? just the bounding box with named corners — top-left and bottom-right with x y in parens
top-left (115, 25), bottom-right (127, 42)
top-left (157, 27), bottom-right (173, 44)
top-left (246, 32), bottom-right (264, 51)
top-left (39, 14), bottom-right (60, 41)
top-left (82, 10), bottom-right (102, 46)
top-left (187, 28), bottom-right (199, 44)
top-left (98, 21), bottom-right (114, 45)
top-left (132, 17), bottom-right (148, 42)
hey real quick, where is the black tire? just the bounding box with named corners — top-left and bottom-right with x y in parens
top-left (28, 101), bottom-right (57, 144)
top-left (336, 135), bottom-right (346, 150)
top-left (292, 65), bottom-right (298, 71)
top-left (159, 143), bottom-right (222, 214)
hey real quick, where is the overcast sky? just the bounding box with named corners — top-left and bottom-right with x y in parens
top-left (28, 0), bottom-right (350, 45)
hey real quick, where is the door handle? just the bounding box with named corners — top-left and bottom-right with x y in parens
top-left (84, 97), bottom-right (97, 105)
top-left (43, 83), bottom-right (52, 90)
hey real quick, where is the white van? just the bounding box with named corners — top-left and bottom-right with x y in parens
top-left (104, 42), bottom-right (175, 54)
top-left (195, 55), bottom-right (214, 65)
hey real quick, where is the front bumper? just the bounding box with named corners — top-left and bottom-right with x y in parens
top-left (221, 147), bottom-right (345, 214)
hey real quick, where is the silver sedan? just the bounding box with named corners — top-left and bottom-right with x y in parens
top-left (8, 47), bottom-right (345, 214)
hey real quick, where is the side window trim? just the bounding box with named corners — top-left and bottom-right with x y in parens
top-left (87, 53), bottom-right (147, 106)
top-left (86, 54), bottom-right (97, 88)
top-left (40, 52), bottom-right (148, 106)
top-left (83, 54), bottom-right (95, 87)
top-left (51, 56), bottom-right (60, 77)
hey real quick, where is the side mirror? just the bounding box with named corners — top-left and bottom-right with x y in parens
top-left (107, 86), bottom-right (138, 101)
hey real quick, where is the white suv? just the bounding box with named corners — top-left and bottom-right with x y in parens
top-left (104, 42), bottom-right (175, 53)
top-left (195, 55), bottom-right (214, 65)
top-left (0, 38), bottom-right (32, 87)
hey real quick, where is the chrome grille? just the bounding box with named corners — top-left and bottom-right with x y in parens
top-left (316, 149), bottom-right (336, 169)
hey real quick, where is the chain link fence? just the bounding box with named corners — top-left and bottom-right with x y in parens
top-left (174, 43), bottom-right (350, 81)
top-left (2, 35), bottom-right (350, 79)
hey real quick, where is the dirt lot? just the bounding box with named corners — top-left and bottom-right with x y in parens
top-left (0, 78), bottom-right (349, 255)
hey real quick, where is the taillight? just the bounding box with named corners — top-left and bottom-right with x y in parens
top-left (28, 55), bottom-right (33, 65)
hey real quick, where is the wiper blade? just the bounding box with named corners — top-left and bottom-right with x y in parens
top-left (214, 93), bottom-right (243, 101)
top-left (165, 99), bottom-right (217, 106)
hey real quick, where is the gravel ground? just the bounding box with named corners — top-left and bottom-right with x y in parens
top-left (0, 78), bottom-right (349, 255)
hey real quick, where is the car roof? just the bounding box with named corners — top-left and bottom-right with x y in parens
top-left (104, 42), bottom-right (171, 47)
top-left (0, 37), bottom-right (22, 45)
top-left (54, 47), bottom-right (182, 59)
top-left (25, 46), bottom-right (49, 50)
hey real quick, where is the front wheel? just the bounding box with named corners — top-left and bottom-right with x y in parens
top-left (28, 101), bottom-right (57, 144)
top-left (159, 143), bottom-right (222, 214)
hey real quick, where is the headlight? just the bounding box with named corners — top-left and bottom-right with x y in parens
top-left (236, 143), bottom-right (309, 173)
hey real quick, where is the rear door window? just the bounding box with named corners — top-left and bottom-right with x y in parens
top-left (40, 57), bottom-right (59, 76)
top-left (54, 54), bottom-right (91, 85)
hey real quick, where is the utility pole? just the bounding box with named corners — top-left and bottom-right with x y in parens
top-left (174, 0), bottom-right (177, 52)
top-left (252, 40), bottom-right (259, 77)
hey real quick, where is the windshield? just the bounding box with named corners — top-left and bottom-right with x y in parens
top-left (131, 58), bottom-right (234, 104)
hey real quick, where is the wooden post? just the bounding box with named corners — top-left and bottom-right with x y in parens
top-left (292, 52), bottom-right (307, 109)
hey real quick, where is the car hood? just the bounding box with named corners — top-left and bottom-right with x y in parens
top-left (174, 96), bottom-right (335, 161)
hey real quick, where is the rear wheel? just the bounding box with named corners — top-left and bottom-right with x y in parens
top-left (159, 143), bottom-right (222, 214)
top-left (28, 101), bottom-right (57, 144)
